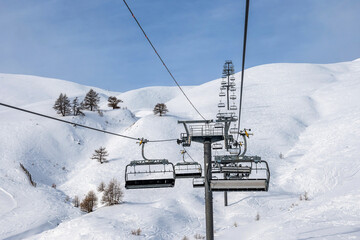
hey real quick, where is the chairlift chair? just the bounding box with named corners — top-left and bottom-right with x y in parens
top-left (210, 160), bottom-right (270, 192)
top-left (125, 139), bottom-right (175, 189)
top-left (221, 80), bottom-right (227, 86)
top-left (229, 105), bottom-right (237, 111)
top-left (212, 143), bottom-right (223, 150)
top-left (125, 159), bottom-right (175, 189)
top-left (174, 150), bottom-right (202, 178)
top-left (230, 87), bottom-right (236, 92)
top-left (219, 91), bottom-right (226, 97)
top-left (175, 162), bottom-right (202, 178)
top-left (230, 76), bottom-right (235, 81)
top-left (230, 127), bottom-right (239, 134)
top-left (193, 177), bottom-right (205, 188)
top-left (230, 94), bottom-right (236, 100)
top-left (218, 102), bottom-right (225, 108)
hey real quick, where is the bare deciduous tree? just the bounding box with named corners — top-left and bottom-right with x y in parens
top-left (80, 190), bottom-right (98, 213)
top-left (107, 96), bottom-right (122, 109)
top-left (84, 89), bottom-right (100, 111)
top-left (53, 93), bottom-right (71, 116)
top-left (153, 103), bottom-right (168, 116)
top-left (97, 181), bottom-right (106, 192)
top-left (73, 195), bottom-right (80, 208)
top-left (72, 97), bottom-right (85, 116)
top-left (91, 147), bottom-right (109, 164)
top-left (101, 178), bottom-right (124, 206)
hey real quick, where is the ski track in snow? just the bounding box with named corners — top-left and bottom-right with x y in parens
top-left (0, 187), bottom-right (17, 215)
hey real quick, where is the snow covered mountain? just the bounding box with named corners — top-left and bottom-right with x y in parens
top-left (1, 59), bottom-right (360, 239)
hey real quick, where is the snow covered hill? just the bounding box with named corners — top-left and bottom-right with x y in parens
top-left (1, 59), bottom-right (360, 239)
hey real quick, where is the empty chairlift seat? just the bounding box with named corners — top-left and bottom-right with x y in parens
top-left (175, 162), bottom-right (202, 178)
top-left (193, 177), bottom-right (205, 188)
top-left (125, 159), bottom-right (175, 189)
top-left (211, 160), bottom-right (270, 192)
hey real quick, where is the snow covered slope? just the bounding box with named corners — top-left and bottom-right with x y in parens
top-left (0, 59), bottom-right (360, 239)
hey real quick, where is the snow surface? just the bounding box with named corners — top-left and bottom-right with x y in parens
top-left (0, 59), bottom-right (360, 239)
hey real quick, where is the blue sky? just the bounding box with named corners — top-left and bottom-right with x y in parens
top-left (0, 0), bottom-right (359, 91)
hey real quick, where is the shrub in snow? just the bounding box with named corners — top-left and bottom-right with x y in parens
top-left (300, 191), bottom-right (309, 201)
top-left (51, 183), bottom-right (56, 189)
top-left (153, 103), bottom-right (168, 116)
top-left (91, 147), bottom-right (109, 164)
top-left (279, 153), bottom-right (284, 159)
top-left (53, 93), bottom-right (71, 116)
top-left (182, 236), bottom-right (189, 240)
top-left (233, 222), bottom-right (238, 227)
top-left (255, 213), bottom-right (260, 221)
top-left (194, 233), bottom-right (205, 239)
top-left (107, 96), bottom-right (122, 109)
top-left (101, 178), bottom-right (124, 206)
top-left (83, 89), bottom-right (100, 111)
top-left (97, 181), bottom-right (106, 192)
top-left (131, 228), bottom-right (141, 236)
top-left (72, 196), bottom-right (80, 208)
top-left (80, 190), bottom-right (98, 213)
top-left (72, 97), bottom-right (85, 116)
top-left (97, 109), bottom-right (104, 117)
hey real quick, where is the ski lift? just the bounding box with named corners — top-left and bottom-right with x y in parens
top-left (125, 139), bottom-right (175, 189)
top-left (230, 87), bottom-right (236, 92)
top-left (230, 94), bottom-right (236, 100)
top-left (230, 76), bottom-right (235, 81)
top-left (230, 127), bottom-right (239, 134)
top-left (210, 160), bottom-right (270, 192)
top-left (193, 177), bottom-right (205, 188)
top-left (212, 143), bottom-right (223, 150)
top-left (175, 162), bottom-right (202, 178)
top-left (218, 102), bottom-right (225, 108)
top-left (229, 104), bottom-right (237, 111)
top-left (174, 150), bottom-right (202, 178)
top-left (229, 82), bottom-right (236, 87)
top-left (219, 91), bottom-right (226, 97)
top-left (221, 80), bottom-right (227, 86)
top-left (220, 86), bottom-right (226, 90)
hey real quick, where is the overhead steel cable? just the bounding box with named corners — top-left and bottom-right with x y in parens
top-left (237, 0), bottom-right (250, 141)
top-left (0, 102), bottom-right (177, 143)
top-left (122, 0), bottom-right (206, 121)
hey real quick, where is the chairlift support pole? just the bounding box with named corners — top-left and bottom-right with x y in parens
top-left (204, 140), bottom-right (214, 240)
top-left (178, 120), bottom-right (224, 240)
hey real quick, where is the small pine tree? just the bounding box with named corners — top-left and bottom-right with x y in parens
top-left (153, 103), bottom-right (168, 116)
top-left (80, 190), bottom-right (98, 213)
top-left (53, 93), bottom-right (71, 116)
top-left (83, 89), bottom-right (100, 111)
top-left (101, 178), bottom-right (124, 206)
top-left (91, 147), bottom-right (109, 164)
top-left (72, 97), bottom-right (85, 116)
top-left (107, 96), bottom-right (122, 109)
